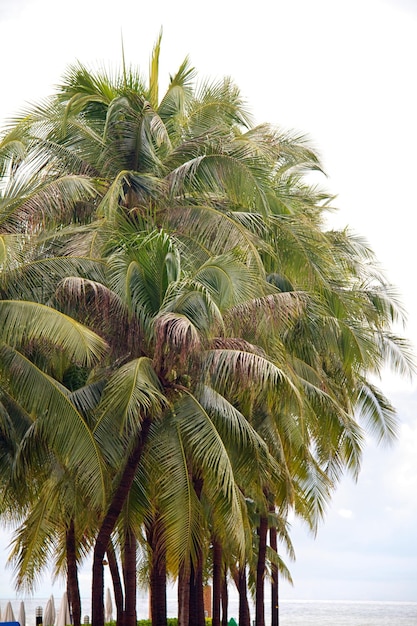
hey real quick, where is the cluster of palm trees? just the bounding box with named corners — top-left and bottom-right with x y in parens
top-left (0, 36), bottom-right (413, 626)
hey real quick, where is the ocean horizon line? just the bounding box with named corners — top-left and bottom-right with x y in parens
top-left (1, 596), bottom-right (416, 603)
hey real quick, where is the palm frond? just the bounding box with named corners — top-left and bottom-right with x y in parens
top-left (144, 418), bottom-right (204, 570)
top-left (0, 345), bottom-right (106, 507)
top-left (0, 300), bottom-right (107, 366)
top-left (158, 57), bottom-right (196, 131)
top-left (165, 204), bottom-right (269, 270)
top-left (148, 29), bottom-right (163, 109)
top-left (94, 357), bottom-right (167, 460)
top-left (193, 250), bottom-right (267, 309)
top-left (356, 380), bottom-right (398, 444)
top-left (174, 392), bottom-right (246, 556)
top-left (205, 348), bottom-right (301, 407)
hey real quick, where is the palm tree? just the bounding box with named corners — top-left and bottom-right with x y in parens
top-left (0, 41), bottom-right (298, 626)
top-left (0, 290), bottom-right (108, 626)
top-left (0, 130), bottom-right (110, 624)
top-left (87, 229), bottom-right (283, 626)
top-left (0, 35), bottom-right (414, 626)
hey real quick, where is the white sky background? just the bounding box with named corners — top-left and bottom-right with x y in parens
top-left (0, 0), bottom-right (416, 605)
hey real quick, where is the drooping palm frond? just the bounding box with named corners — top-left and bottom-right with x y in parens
top-left (12, 100), bottom-right (106, 177)
top-left (0, 127), bottom-right (27, 184)
top-left (93, 357), bottom-right (167, 461)
top-left (1, 173), bottom-right (98, 232)
top-left (0, 232), bottom-right (27, 270)
top-left (101, 97), bottom-right (169, 174)
top-left (192, 250), bottom-right (268, 309)
top-left (144, 416), bottom-right (206, 571)
top-left (8, 462), bottom-right (96, 592)
top-left (204, 348), bottom-right (300, 406)
top-left (0, 396), bottom-right (33, 501)
top-left (266, 545), bottom-right (294, 585)
top-left (165, 204), bottom-right (270, 270)
top-left (196, 384), bottom-right (268, 454)
top-left (8, 488), bottom-right (61, 592)
top-left (195, 384), bottom-right (279, 497)
top-left (1, 256), bottom-right (106, 302)
top-left (168, 153), bottom-right (271, 215)
top-left (172, 392), bottom-right (246, 556)
top-left (0, 300), bottom-right (107, 365)
top-left (153, 311), bottom-right (201, 371)
top-left (290, 453), bottom-right (334, 534)
top-left (161, 279), bottom-right (224, 339)
top-left (375, 331), bottom-right (415, 378)
top-left (224, 290), bottom-right (307, 343)
top-left (355, 378), bottom-right (398, 444)
top-left (266, 213), bottom-right (336, 288)
top-left (0, 345), bottom-right (106, 507)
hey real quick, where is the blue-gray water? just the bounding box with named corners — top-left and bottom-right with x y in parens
top-left (276, 600), bottom-right (417, 625)
top-left (2, 597), bottom-right (416, 625)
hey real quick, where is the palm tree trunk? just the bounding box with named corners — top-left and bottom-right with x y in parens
top-left (189, 555), bottom-right (205, 626)
top-left (106, 540), bottom-right (125, 626)
top-left (66, 519), bottom-right (81, 626)
top-left (123, 526), bottom-right (137, 626)
top-left (221, 568), bottom-right (228, 626)
top-left (255, 515), bottom-right (268, 626)
top-left (270, 524), bottom-right (279, 626)
top-left (212, 539), bottom-right (222, 626)
top-left (91, 417), bottom-right (152, 626)
top-left (150, 548), bottom-right (167, 626)
top-left (178, 562), bottom-right (190, 626)
top-left (237, 564), bottom-right (251, 626)
top-left (148, 513), bottom-right (168, 626)
top-left (188, 476), bottom-right (205, 626)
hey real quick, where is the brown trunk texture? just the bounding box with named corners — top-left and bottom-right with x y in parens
top-left (212, 540), bottom-right (222, 626)
top-left (91, 418), bottom-right (152, 626)
top-left (221, 569), bottom-right (228, 626)
top-left (237, 564), bottom-right (251, 626)
top-left (255, 515), bottom-right (268, 626)
top-left (189, 556), bottom-right (205, 626)
top-left (178, 563), bottom-right (190, 626)
top-left (107, 540), bottom-right (125, 626)
top-left (150, 547), bottom-right (167, 626)
top-left (123, 527), bottom-right (137, 626)
top-left (270, 524), bottom-right (279, 626)
top-left (222, 566), bottom-right (229, 626)
top-left (148, 514), bottom-right (168, 626)
top-left (66, 519), bottom-right (81, 626)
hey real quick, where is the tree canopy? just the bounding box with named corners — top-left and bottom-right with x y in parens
top-left (0, 36), bottom-right (413, 626)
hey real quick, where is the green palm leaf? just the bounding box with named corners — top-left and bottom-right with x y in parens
top-left (174, 392), bottom-right (246, 555)
top-left (94, 357), bottom-right (167, 459)
top-left (205, 348), bottom-right (301, 407)
top-left (0, 301), bottom-right (107, 366)
top-left (0, 345), bottom-right (106, 506)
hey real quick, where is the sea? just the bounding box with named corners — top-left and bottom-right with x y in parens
top-left (1, 597), bottom-right (416, 626)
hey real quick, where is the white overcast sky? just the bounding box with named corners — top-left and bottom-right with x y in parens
top-left (0, 0), bottom-right (416, 605)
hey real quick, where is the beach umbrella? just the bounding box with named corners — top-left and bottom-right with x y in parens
top-left (46, 595), bottom-right (56, 625)
top-left (18, 601), bottom-right (26, 626)
top-left (44, 596), bottom-right (55, 626)
top-left (4, 601), bottom-right (15, 621)
top-left (105, 587), bottom-right (113, 622)
top-left (56, 592), bottom-right (71, 626)
top-left (51, 595), bottom-right (56, 624)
